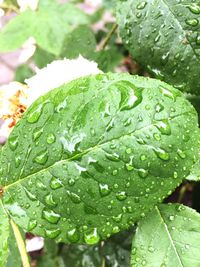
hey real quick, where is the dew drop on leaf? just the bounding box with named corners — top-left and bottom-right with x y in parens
top-left (42, 208), bottom-right (61, 224)
top-left (50, 177), bottom-right (63, 190)
top-left (27, 105), bottom-right (43, 123)
top-left (67, 228), bottom-right (80, 243)
top-left (47, 133), bottom-right (56, 144)
top-left (34, 150), bottom-right (48, 165)
top-left (84, 228), bottom-right (100, 245)
top-left (45, 229), bottom-right (61, 239)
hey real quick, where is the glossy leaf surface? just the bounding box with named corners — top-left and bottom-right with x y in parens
top-left (0, 73), bottom-right (199, 244)
top-left (131, 204), bottom-right (200, 267)
top-left (116, 0), bottom-right (200, 94)
top-left (0, 201), bottom-right (22, 267)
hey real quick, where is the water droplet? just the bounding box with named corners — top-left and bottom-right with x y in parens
top-left (196, 34), bottom-right (200, 45)
top-left (117, 81), bottom-right (143, 111)
top-left (24, 188), bottom-right (37, 201)
top-left (99, 184), bottom-right (111, 197)
top-left (45, 229), bottom-right (61, 238)
top-left (42, 208), bottom-right (61, 224)
top-left (116, 191), bottom-right (127, 201)
top-left (154, 148), bottom-right (170, 161)
top-left (50, 177), bottom-right (63, 190)
top-left (137, 1), bottom-right (147, 9)
top-left (15, 155), bottom-right (21, 168)
top-left (177, 149), bottom-right (186, 159)
top-left (155, 119), bottom-right (171, 135)
top-left (187, 4), bottom-right (200, 14)
top-left (148, 246), bottom-right (155, 253)
top-left (27, 219), bottom-right (37, 231)
top-left (138, 169), bottom-right (148, 178)
top-left (153, 133), bottom-right (161, 141)
top-left (126, 148), bottom-right (132, 155)
top-left (8, 136), bottom-right (18, 151)
top-left (185, 18), bottom-right (199, 26)
top-left (27, 105), bottom-right (43, 123)
top-left (169, 215), bottom-right (175, 221)
top-left (69, 192), bottom-right (81, 204)
top-left (33, 127), bottom-right (43, 141)
top-left (106, 153), bottom-right (120, 162)
top-left (34, 150), bottom-right (48, 165)
top-left (45, 194), bottom-right (57, 207)
top-left (47, 133), bottom-right (56, 144)
top-left (84, 228), bottom-right (100, 245)
top-left (155, 103), bottom-right (164, 112)
top-left (67, 228), bottom-right (80, 243)
top-left (140, 154), bottom-right (147, 161)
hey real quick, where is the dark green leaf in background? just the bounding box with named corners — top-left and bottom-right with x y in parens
top-left (116, 0), bottom-right (200, 95)
top-left (131, 204), bottom-right (200, 267)
top-left (0, 73), bottom-right (199, 244)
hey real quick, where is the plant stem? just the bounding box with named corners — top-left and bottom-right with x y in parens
top-left (99, 23), bottom-right (118, 50)
top-left (178, 183), bottom-right (188, 203)
top-left (10, 219), bottom-right (30, 267)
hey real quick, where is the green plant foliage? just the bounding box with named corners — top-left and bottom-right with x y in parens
top-left (186, 157), bottom-right (200, 181)
top-left (131, 204), bottom-right (200, 267)
top-left (94, 47), bottom-right (123, 72)
top-left (60, 25), bottom-right (96, 60)
top-left (0, 73), bottom-right (199, 245)
top-left (15, 65), bottom-right (34, 83)
top-left (0, 0), bottom-right (89, 56)
top-left (116, 0), bottom-right (200, 95)
top-left (0, 202), bottom-right (11, 266)
top-left (0, 202), bottom-right (22, 267)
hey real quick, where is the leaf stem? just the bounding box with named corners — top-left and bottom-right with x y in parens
top-left (10, 219), bottom-right (30, 267)
top-left (99, 23), bottom-right (118, 50)
top-left (178, 183), bottom-right (189, 203)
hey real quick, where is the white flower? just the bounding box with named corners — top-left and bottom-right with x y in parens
top-left (0, 56), bottom-right (102, 138)
top-left (17, 0), bottom-right (39, 12)
top-left (18, 37), bottom-right (36, 64)
top-left (25, 56), bottom-right (102, 106)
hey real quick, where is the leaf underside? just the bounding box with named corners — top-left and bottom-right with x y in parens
top-left (0, 73), bottom-right (199, 244)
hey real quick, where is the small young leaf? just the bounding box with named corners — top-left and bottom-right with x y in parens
top-left (0, 74), bottom-right (199, 244)
top-left (131, 204), bottom-right (200, 267)
top-left (116, 0), bottom-right (200, 95)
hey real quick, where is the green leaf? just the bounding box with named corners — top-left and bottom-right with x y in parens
top-left (15, 65), bottom-right (34, 83)
top-left (0, 73), bottom-right (199, 244)
top-left (0, 201), bottom-right (22, 267)
top-left (131, 204), bottom-right (200, 267)
top-left (33, 48), bottom-right (56, 69)
top-left (60, 25), bottom-right (96, 59)
top-left (186, 156), bottom-right (200, 181)
top-left (116, 0), bottom-right (200, 95)
top-left (0, 2), bottom-right (89, 56)
top-left (94, 47), bottom-right (123, 72)
top-left (0, 201), bottom-right (11, 266)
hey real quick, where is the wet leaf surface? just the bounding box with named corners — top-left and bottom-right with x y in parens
top-left (117, 0), bottom-right (200, 94)
top-left (0, 73), bottom-right (199, 244)
top-left (131, 204), bottom-right (200, 267)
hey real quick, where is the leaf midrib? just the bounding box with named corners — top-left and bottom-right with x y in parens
top-left (3, 110), bottom-right (192, 191)
top-left (156, 206), bottom-right (184, 267)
